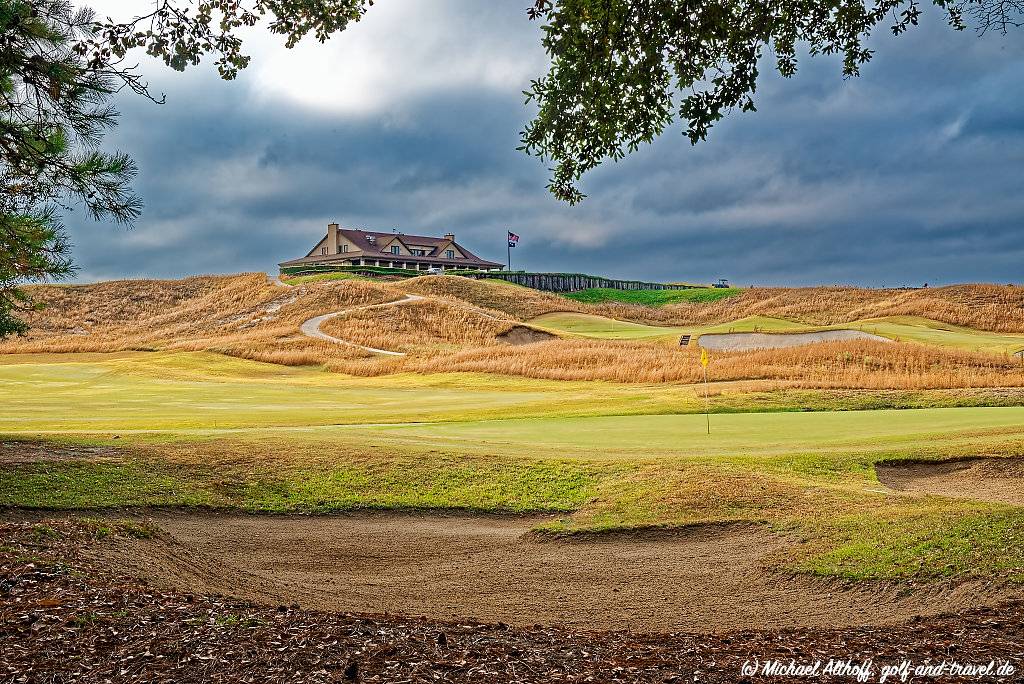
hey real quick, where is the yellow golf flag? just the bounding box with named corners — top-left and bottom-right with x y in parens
top-left (700, 348), bottom-right (709, 368)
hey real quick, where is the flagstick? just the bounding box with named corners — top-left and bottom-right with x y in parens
top-left (703, 364), bottom-right (710, 435)
top-left (507, 230), bottom-right (511, 271)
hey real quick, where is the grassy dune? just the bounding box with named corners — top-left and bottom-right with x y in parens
top-left (0, 272), bottom-right (1019, 393)
top-left (2, 275), bottom-right (1024, 389)
top-left (587, 283), bottom-right (1024, 332)
top-left (391, 276), bottom-right (1024, 335)
top-left (319, 297), bottom-right (515, 353)
top-left (0, 273), bottom-right (401, 363)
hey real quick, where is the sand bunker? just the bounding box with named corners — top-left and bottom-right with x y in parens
top-left (877, 457), bottom-right (1024, 507)
top-left (497, 326), bottom-right (556, 345)
top-left (83, 511), bottom-right (1023, 634)
top-left (698, 329), bottom-right (888, 352)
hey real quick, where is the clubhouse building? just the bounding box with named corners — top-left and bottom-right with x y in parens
top-left (278, 224), bottom-right (505, 273)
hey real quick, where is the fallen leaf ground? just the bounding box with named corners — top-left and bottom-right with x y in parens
top-left (1, 519), bottom-right (1021, 683)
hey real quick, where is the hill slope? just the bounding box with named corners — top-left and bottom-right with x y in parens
top-left (578, 285), bottom-right (1024, 332)
top-left (3, 274), bottom-right (1023, 388)
top-left (399, 277), bottom-right (1024, 333)
top-left (2, 273), bottom-right (401, 363)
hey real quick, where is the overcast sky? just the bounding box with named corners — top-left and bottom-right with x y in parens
top-left (71, 1), bottom-right (1023, 286)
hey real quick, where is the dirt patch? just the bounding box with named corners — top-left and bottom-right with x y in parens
top-left (698, 329), bottom-right (889, 352)
top-left (83, 511), bottom-right (1024, 633)
top-left (497, 325), bottom-right (556, 345)
top-left (877, 457), bottom-right (1024, 506)
top-left (0, 440), bottom-right (121, 465)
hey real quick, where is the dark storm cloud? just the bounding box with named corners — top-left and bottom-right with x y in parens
top-left (63, 6), bottom-right (1024, 286)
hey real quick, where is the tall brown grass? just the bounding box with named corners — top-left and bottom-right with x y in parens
top-left (591, 284), bottom-right (1024, 332)
top-left (323, 338), bottom-right (1024, 389)
top-left (0, 273), bottom-right (399, 361)
top-left (319, 298), bottom-right (513, 352)
top-left (396, 275), bottom-right (580, 320)
top-left (399, 277), bottom-right (1024, 332)
top-left (4, 273), bottom-right (1024, 389)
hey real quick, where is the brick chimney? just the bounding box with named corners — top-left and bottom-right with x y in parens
top-left (443, 232), bottom-right (455, 242)
top-left (327, 223), bottom-right (339, 255)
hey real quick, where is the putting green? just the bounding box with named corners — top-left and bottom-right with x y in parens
top-left (530, 312), bottom-right (1024, 354)
top-left (338, 406), bottom-right (1024, 464)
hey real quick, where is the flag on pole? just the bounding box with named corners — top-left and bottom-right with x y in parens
top-left (508, 231), bottom-right (520, 248)
top-left (700, 348), bottom-right (709, 368)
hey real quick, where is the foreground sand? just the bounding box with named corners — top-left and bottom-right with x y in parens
top-left (2, 517), bottom-right (1021, 683)
top-left (11, 510), bottom-right (1019, 633)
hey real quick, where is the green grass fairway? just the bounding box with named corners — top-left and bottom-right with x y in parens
top-left (2, 350), bottom-right (1023, 583)
top-left (5, 351), bottom-right (1020, 434)
top-left (847, 316), bottom-right (1024, 354)
top-left (0, 351), bottom-right (741, 432)
top-left (561, 287), bottom-right (742, 306)
top-left (531, 312), bottom-right (1024, 354)
top-left (2, 351), bottom-right (1022, 451)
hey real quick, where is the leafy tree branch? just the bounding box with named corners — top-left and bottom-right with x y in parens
top-left (520, 0), bottom-right (1021, 203)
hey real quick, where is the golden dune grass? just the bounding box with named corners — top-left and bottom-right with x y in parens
top-left (322, 338), bottom-right (1024, 388)
top-left (0, 273), bottom-right (399, 359)
top-left (4, 273), bottom-right (1024, 389)
top-left (590, 285), bottom-right (1024, 332)
top-left (396, 276), bottom-right (582, 320)
top-left (215, 336), bottom-right (371, 367)
top-left (397, 276), bottom-right (1024, 332)
top-left (318, 298), bottom-right (514, 352)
